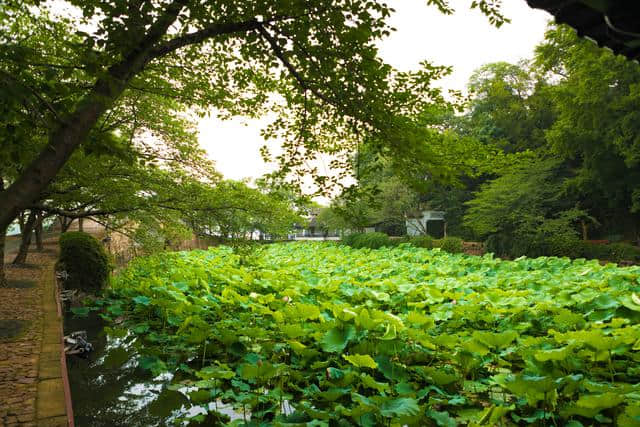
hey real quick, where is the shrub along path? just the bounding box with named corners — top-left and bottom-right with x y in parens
top-left (0, 237), bottom-right (70, 426)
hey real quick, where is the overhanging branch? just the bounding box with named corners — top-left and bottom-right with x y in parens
top-left (29, 205), bottom-right (137, 219)
top-left (150, 19), bottom-right (262, 59)
top-left (256, 24), bottom-right (336, 108)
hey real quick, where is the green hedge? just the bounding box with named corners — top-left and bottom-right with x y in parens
top-left (436, 236), bottom-right (464, 254)
top-left (341, 232), bottom-right (392, 249)
top-left (581, 242), bottom-right (640, 263)
top-left (485, 234), bottom-right (512, 258)
top-left (486, 232), bottom-right (640, 263)
top-left (409, 235), bottom-right (435, 249)
top-left (407, 235), bottom-right (464, 253)
top-left (58, 232), bottom-right (111, 292)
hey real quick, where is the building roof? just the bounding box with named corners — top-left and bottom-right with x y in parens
top-left (526, 0), bottom-right (640, 60)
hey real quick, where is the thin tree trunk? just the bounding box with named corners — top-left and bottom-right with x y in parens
top-left (0, 175), bottom-right (5, 285)
top-left (12, 210), bottom-right (37, 265)
top-left (581, 220), bottom-right (588, 241)
top-left (78, 217), bottom-right (84, 232)
top-left (17, 212), bottom-right (25, 234)
top-left (61, 217), bottom-right (73, 233)
top-left (0, 226), bottom-right (6, 287)
top-left (35, 212), bottom-right (44, 250)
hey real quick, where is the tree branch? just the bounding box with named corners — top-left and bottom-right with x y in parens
top-left (29, 205), bottom-right (137, 219)
top-left (149, 19), bottom-right (262, 60)
top-left (256, 24), bottom-right (336, 108)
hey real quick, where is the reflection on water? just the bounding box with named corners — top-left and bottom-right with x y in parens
top-left (64, 312), bottom-right (248, 426)
top-left (65, 312), bottom-right (175, 426)
top-left (65, 312), bottom-right (291, 426)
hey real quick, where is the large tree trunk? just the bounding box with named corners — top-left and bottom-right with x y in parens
top-left (12, 210), bottom-right (37, 265)
top-left (0, 88), bottom-right (126, 232)
top-left (78, 217), bottom-right (84, 232)
top-left (34, 212), bottom-right (44, 251)
top-left (0, 2), bottom-right (190, 233)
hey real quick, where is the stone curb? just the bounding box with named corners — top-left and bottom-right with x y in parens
top-left (36, 266), bottom-right (73, 426)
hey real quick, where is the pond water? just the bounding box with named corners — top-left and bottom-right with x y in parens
top-left (64, 312), bottom-right (247, 426)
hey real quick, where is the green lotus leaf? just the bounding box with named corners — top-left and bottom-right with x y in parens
top-left (379, 397), bottom-right (420, 417)
top-left (342, 354), bottom-right (378, 369)
top-left (132, 295), bottom-right (152, 306)
top-left (472, 330), bottom-right (518, 349)
top-left (534, 345), bottom-right (573, 362)
top-left (406, 311), bottom-right (435, 327)
top-left (379, 323), bottom-right (397, 340)
top-left (426, 410), bottom-right (457, 427)
top-left (575, 392), bottom-right (625, 410)
top-left (321, 325), bottom-right (356, 353)
top-left (360, 374), bottom-right (390, 393)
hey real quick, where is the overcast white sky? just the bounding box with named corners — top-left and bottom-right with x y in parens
top-left (198, 0), bottom-right (552, 182)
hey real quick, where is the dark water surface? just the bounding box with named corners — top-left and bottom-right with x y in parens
top-left (64, 312), bottom-right (248, 426)
top-left (64, 312), bottom-right (188, 426)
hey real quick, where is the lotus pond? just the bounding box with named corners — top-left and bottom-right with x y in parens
top-left (77, 242), bottom-right (640, 425)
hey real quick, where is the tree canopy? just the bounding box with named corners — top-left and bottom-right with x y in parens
top-left (0, 0), bottom-right (506, 232)
top-left (332, 23), bottom-right (640, 259)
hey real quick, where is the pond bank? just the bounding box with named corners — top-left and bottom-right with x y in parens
top-left (0, 238), bottom-right (72, 426)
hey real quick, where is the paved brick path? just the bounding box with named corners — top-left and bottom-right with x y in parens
top-left (0, 240), bottom-right (69, 426)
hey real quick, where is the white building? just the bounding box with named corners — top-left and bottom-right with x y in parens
top-left (7, 222), bottom-right (20, 236)
top-left (406, 210), bottom-right (445, 237)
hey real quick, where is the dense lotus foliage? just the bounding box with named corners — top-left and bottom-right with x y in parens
top-left (91, 242), bottom-right (640, 425)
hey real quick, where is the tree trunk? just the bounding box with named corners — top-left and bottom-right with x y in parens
top-left (35, 213), bottom-right (44, 251)
top-left (581, 220), bottom-right (588, 241)
top-left (17, 211), bottom-right (25, 234)
top-left (0, 176), bottom-right (5, 286)
top-left (61, 217), bottom-right (73, 233)
top-left (0, 226), bottom-right (6, 287)
top-left (12, 211), bottom-right (37, 265)
top-left (0, 1), bottom-right (192, 233)
top-left (78, 217), bottom-right (84, 232)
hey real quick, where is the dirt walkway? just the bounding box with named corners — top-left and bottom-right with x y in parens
top-left (0, 239), bottom-right (70, 426)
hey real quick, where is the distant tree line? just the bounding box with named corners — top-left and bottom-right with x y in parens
top-left (322, 25), bottom-right (640, 260)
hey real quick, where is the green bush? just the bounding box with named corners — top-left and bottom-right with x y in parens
top-left (341, 233), bottom-right (360, 247)
top-left (436, 236), bottom-right (464, 254)
top-left (579, 242), bottom-right (611, 260)
top-left (485, 233), bottom-right (542, 258)
top-left (541, 235), bottom-right (584, 259)
top-left (608, 243), bottom-right (640, 262)
top-left (392, 236), bottom-right (411, 245)
top-left (486, 233), bottom-right (583, 259)
top-left (581, 242), bottom-right (640, 263)
top-left (485, 234), bottom-right (512, 257)
top-left (341, 232), bottom-right (392, 249)
top-left (486, 233), bottom-right (640, 263)
top-left (409, 235), bottom-right (435, 249)
top-left (58, 232), bottom-right (111, 292)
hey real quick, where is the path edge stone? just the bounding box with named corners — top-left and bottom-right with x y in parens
top-left (36, 265), bottom-right (74, 426)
